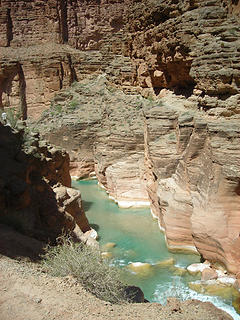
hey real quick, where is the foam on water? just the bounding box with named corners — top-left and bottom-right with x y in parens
top-left (153, 276), bottom-right (240, 320)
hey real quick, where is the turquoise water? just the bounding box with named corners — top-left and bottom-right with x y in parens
top-left (73, 179), bottom-right (239, 319)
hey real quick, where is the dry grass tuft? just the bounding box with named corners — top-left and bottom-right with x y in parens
top-left (42, 238), bottom-right (129, 304)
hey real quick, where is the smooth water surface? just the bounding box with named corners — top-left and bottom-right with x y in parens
top-left (73, 179), bottom-right (239, 319)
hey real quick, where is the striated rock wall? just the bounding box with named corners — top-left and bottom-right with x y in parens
top-left (0, 0), bottom-right (134, 118)
top-left (1, 0), bottom-right (240, 118)
top-left (37, 74), bottom-right (240, 275)
top-left (125, 0), bottom-right (240, 107)
top-left (0, 0), bottom-right (127, 49)
top-left (0, 122), bottom-right (90, 242)
top-left (38, 77), bottom-right (149, 207)
top-left (144, 93), bottom-right (240, 274)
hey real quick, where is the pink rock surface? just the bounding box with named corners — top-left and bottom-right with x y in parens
top-left (144, 94), bottom-right (240, 274)
top-left (201, 268), bottom-right (218, 281)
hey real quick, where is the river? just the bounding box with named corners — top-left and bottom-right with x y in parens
top-left (73, 179), bottom-right (239, 320)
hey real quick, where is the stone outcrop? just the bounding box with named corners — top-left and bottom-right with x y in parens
top-left (125, 0), bottom-right (240, 100)
top-left (0, 0), bottom-right (134, 118)
top-left (0, 122), bottom-right (90, 242)
top-left (38, 76), bottom-right (149, 207)
top-left (0, 0), bottom-right (240, 119)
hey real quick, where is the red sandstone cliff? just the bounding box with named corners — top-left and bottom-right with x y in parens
top-left (144, 94), bottom-right (240, 274)
top-left (0, 0), bottom-right (134, 118)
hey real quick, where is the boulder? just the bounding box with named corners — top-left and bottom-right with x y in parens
top-left (128, 262), bottom-right (152, 275)
top-left (155, 258), bottom-right (175, 268)
top-left (123, 285), bottom-right (145, 303)
top-left (201, 268), bottom-right (218, 281)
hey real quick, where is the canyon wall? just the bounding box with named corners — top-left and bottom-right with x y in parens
top-left (37, 74), bottom-right (240, 274)
top-left (123, 0), bottom-right (240, 274)
top-left (39, 76), bottom-right (149, 207)
top-left (0, 0), bottom-right (133, 118)
top-left (1, 0), bottom-right (240, 116)
top-left (144, 95), bottom-right (240, 274)
top-left (0, 0), bottom-right (240, 274)
top-left (0, 122), bottom-right (90, 242)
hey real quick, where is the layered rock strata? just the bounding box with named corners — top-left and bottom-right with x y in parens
top-left (0, 0), bottom-right (240, 119)
top-left (37, 76), bottom-right (240, 276)
top-left (0, 0), bottom-right (134, 118)
top-left (0, 122), bottom-right (90, 242)
top-left (144, 93), bottom-right (240, 274)
top-left (124, 0), bottom-right (240, 108)
top-left (38, 76), bottom-right (149, 207)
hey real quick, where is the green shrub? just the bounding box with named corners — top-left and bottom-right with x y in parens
top-left (40, 109), bottom-right (50, 120)
top-left (68, 99), bottom-right (79, 110)
top-left (54, 104), bottom-right (63, 114)
top-left (135, 102), bottom-right (142, 110)
top-left (168, 132), bottom-right (176, 141)
top-left (41, 238), bottom-right (129, 304)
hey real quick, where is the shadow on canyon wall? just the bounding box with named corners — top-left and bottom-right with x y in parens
top-left (0, 224), bottom-right (46, 261)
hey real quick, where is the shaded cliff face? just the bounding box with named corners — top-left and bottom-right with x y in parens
top-left (0, 123), bottom-right (90, 242)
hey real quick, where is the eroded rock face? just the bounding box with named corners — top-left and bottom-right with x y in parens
top-left (37, 72), bottom-right (240, 275)
top-left (125, 0), bottom-right (240, 99)
top-left (0, 123), bottom-right (90, 242)
top-left (1, 0), bottom-right (239, 119)
top-left (144, 93), bottom-right (240, 274)
top-left (0, 0), bottom-right (134, 118)
top-left (39, 77), bottom-right (149, 207)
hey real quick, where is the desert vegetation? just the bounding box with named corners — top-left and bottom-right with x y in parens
top-left (41, 237), bottom-right (131, 304)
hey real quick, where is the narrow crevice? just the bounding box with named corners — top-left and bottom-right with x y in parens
top-left (153, 87), bottom-right (161, 96)
top-left (173, 82), bottom-right (195, 98)
top-left (67, 54), bottom-right (78, 84)
top-left (6, 8), bottom-right (13, 47)
top-left (18, 64), bottom-right (27, 120)
top-left (0, 67), bottom-right (18, 109)
top-left (59, 62), bottom-right (64, 89)
top-left (59, 0), bottom-right (68, 43)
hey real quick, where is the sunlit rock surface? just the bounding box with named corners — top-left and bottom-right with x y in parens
top-left (144, 93), bottom-right (240, 274)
